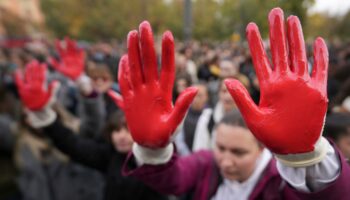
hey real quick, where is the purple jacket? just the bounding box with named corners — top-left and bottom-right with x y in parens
top-left (123, 145), bottom-right (350, 200)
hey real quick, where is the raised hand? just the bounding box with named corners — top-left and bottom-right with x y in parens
top-left (49, 37), bottom-right (85, 80)
top-left (15, 60), bottom-right (59, 111)
top-left (225, 8), bottom-right (328, 157)
top-left (109, 21), bottom-right (197, 149)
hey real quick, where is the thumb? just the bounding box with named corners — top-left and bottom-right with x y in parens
top-left (107, 89), bottom-right (124, 110)
top-left (224, 79), bottom-right (261, 120)
top-left (168, 86), bottom-right (198, 128)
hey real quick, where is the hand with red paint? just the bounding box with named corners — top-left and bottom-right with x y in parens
top-left (49, 37), bottom-right (85, 80)
top-left (50, 37), bottom-right (93, 95)
top-left (225, 8), bottom-right (329, 167)
top-left (108, 21), bottom-right (197, 149)
top-left (15, 60), bottom-right (60, 127)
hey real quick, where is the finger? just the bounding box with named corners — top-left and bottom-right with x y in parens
top-left (127, 30), bottom-right (144, 88)
top-left (65, 37), bottom-right (77, 53)
top-left (160, 31), bottom-right (175, 102)
top-left (246, 23), bottom-right (271, 88)
top-left (224, 79), bottom-right (261, 121)
top-left (25, 60), bottom-right (38, 84)
top-left (287, 16), bottom-right (307, 76)
top-left (107, 90), bottom-right (124, 110)
top-left (37, 63), bottom-right (47, 86)
top-left (311, 37), bottom-right (328, 93)
top-left (168, 87), bottom-right (198, 128)
top-left (269, 7), bottom-right (289, 73)
top-left (118, 55), bottom-right (133, 98)
top-left (139, 21), bottom-right (158, 83)
top-left (32, 62), bottom-right (42, 86)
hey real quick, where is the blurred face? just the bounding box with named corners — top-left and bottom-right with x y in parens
top-left (176, 79), bottom-right (188, 94)
top-left (89, 68), bottom-right (113, 93)
top-left (219, 82), bottom-right (236, 112)
top-left (111, 128), bottom-right (134, 153)
top-left (219, 60), bottom-right (238, 78)
top-left (214, 124), bottom-right (263, 182)
top-left (191, 85), bottom-right (208, 111)
top-left (176, 55), bottom-right (187, 70)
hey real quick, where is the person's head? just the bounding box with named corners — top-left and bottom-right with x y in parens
top-left (191, 82), bottom-right (209, 111)
top-left (219, 59), bottom-right (239, 79)
top-left (173, 73), bottom-right (192, 101)
top-left (104, 111), bottom-right (133, 153)
top-left (175, 54), bottom-right (187, 72)
top-left (214, 110), bottom-right (263, 182)
top-left (86, 61), bottom-right (113, 93)
top-left (324, 113), bottom-right (350, 160)
top-left (218, 80), bottom-right (236, 113)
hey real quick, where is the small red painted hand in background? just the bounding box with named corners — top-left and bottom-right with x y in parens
top-left (49, 37), bottom-right (85, 80)
top-left (15, 60), bottom-right (59, 111)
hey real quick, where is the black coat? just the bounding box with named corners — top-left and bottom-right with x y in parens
top-left (43, 119), bottom-right (168, 200)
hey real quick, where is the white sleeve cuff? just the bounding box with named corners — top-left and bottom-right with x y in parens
top-left (276, 139), bottom-right (340, 192)
top-left (26, 108), bottom-right (57, 128)
top-left (275, 137), bottom-right (329, 167)
top-left (132, 143), bottom-right (174, 166)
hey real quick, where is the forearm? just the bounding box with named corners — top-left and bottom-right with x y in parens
top-left (125, 143), bottom-right (207, 195)
top-left (43, 119), bottom-right (110, 171)
top-left (78, 94), bottom-right (105, 138)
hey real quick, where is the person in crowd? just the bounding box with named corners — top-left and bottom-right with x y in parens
top-left (324, 112), bottom-right (350, 162)
top-left (175, 82), bottom-right (213, 155)
top-left (0, 86), bottom-right (19, 200)
top-left (172, 73), bottom-right (192, 103)
top-left (14, 39), bottom-right (169, 200)
top-left (14, 57), bottom-right (105, 200)
top-left (113, 8), bottom-right (350, 200)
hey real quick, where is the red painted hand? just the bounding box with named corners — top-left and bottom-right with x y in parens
top-left (15, 60), bottom-right (58, 111)
top-left (225, 8), bottom-right (328, 154)
top-left (109, 22), bottom-right (197, 148)
top-left (49, 37), bottom-right (85, 80)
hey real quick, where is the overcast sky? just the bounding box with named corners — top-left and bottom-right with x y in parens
top-left (309, 0), bottom-right (350, 16)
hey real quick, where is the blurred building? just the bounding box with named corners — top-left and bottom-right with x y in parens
top-left (0, 0), bottom-right (45, 37)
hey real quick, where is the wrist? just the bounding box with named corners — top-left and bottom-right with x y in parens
top-left (275, 137), bottom-right (329, 167)
top-left (26, 107), bottom-right (57, 128)
top-left (132, 143), bottom-right (174, 165)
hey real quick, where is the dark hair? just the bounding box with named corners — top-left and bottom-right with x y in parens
top-left (218, 109), bottom-right (247, 128)
top-left (217, 109), bottom-right (263, 148)
top-left (324, 113), bottom-right (350, 141)
top-left (103, 110), bottom-right (128, 142)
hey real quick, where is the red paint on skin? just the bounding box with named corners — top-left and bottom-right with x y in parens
top-left (15, 60), bottom-right (58, 111)
top-left (109, 21), bottom-right (198, 148)
top-left (49, 37), bottom-right (85, 80)
top-left (224, 7), bottom-right (329, 154)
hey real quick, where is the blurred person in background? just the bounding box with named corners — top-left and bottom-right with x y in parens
top-left (14, 37), bottom-right (169, 200)
top-left (172, 73), bottom-right (192, 103)
top-left (324, 112), bottom-right (350, 162)
top-left (14, 58), bottom-right (105, 200)
top-left (175, 82), bottom-right (213, 155)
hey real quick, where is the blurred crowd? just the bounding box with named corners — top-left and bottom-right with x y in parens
top-left (0, 36), bottom-right (350, 200)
